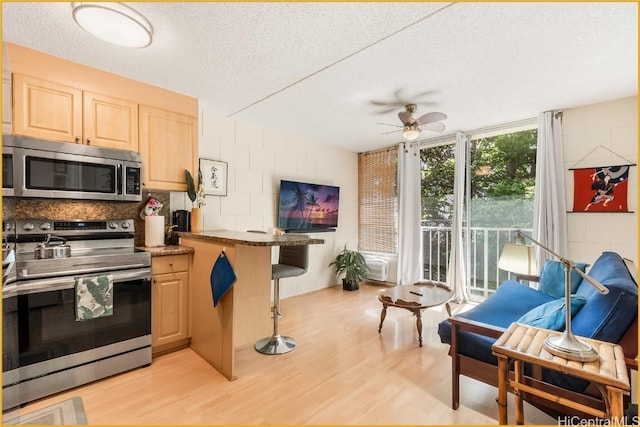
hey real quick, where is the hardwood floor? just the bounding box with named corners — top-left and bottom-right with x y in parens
top-left (6, 283), bottom-right (556, 425)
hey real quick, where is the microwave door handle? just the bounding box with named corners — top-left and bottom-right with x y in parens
top-left (117, 164), bottom-right (122, 195)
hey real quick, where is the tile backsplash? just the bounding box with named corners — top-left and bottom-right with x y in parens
top-left (2, 192), bottom-right (171, 247)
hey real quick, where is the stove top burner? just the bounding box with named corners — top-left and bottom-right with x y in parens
top-left (10, 219), bottom-right (150, 281)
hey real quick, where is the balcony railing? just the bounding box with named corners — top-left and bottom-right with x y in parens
top-left (421, 222), bottom-right (533, 301)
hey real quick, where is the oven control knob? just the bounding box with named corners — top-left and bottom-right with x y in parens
top-left (39, 222), bottom-right (51, 231)
top-left (121, 222), bottom-right (130, 229)
top-left (22, 222), bottom-right (35, 231)
top-left (108, 222), bottom-right (118, 230)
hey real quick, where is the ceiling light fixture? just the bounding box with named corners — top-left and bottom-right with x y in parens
top-left (71, 2), bottom-right (153, 48)
top-left (402, 124), bottom-right (421, 141)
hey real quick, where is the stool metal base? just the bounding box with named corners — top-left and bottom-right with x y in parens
top-left (254, 334), bottom-right (296, 355)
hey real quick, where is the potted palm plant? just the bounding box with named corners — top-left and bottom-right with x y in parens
top-left (329, 244), bottom-right (369, 291)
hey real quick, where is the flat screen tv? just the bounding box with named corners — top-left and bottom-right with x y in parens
top-left (278, 179), bottom-right (340, 232)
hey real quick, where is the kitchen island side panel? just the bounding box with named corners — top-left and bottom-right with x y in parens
top-left (232, 244), bottom-right (272, 347)
top-left (181, 237), bottom-right (271, 381)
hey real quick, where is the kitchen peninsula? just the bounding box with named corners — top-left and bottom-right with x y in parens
top-left (179, 231), bottom-right (324, 380)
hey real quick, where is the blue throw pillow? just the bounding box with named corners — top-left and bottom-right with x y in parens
top-left (538, 259), bottom-right (589, 298)
top-left (517, 295), bottom-right (587, 330)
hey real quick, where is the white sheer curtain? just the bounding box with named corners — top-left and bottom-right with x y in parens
top-left (447, 132), bottom-right (468, 303)
top-left (397, 141), bottom-right (423, 285)
top-left (533, 111), bottom-right (567, 270)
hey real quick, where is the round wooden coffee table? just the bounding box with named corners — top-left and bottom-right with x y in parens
top-left (378, 281), bottom-right (453, 347)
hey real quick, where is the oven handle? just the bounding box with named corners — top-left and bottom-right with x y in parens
top-left (7, 268), bottom-right (151, 296)
top-left (76, 268), bottom-right (151, 284)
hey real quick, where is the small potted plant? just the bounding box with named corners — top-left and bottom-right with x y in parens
top-left (329, 244), bottom-right (369, 291)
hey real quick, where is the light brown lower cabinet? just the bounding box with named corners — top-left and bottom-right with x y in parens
top-left (151, 254), bottom-right (190, 356)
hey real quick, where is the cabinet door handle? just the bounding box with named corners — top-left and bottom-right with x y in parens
top-left (75, 136), bottom-right (80, 143)
top-left (153, 279), bottom-right (157, 283)
top-left (86, 138), bottom-right (91, 145)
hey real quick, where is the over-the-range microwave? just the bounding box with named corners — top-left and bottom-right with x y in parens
top-left (2, 135), bottom-right (142, 201)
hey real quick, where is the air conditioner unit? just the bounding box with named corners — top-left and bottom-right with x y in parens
top-left (366, 258), bottom-right (389, 282)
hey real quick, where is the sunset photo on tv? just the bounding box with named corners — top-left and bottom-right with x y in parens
top-left (278, 180), bottom-right (340, 231)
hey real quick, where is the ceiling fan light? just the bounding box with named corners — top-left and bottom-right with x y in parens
top-left (402, 125), bottom-right (420, 141)
top-left (72, 2), bottom-right (153, 48)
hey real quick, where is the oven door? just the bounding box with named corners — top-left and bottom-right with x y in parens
top-left (2, 268), bottom-right (151, 388)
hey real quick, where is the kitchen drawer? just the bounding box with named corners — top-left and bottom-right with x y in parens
top-left (152, 255), bottom-right (188, 275)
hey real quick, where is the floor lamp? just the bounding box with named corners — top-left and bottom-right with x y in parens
top-left (499, 231), bottom-right (609, 362)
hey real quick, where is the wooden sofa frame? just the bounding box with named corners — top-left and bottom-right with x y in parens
top-left (448, 315), bottom-right (638, 418)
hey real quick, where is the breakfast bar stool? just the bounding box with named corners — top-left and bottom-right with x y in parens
top-left (255, 244), bottom-right (309, 355)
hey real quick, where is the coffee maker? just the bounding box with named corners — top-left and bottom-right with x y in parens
top-left (172, 210), bottom-right (191, 232)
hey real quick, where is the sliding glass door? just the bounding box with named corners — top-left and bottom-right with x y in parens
top-left (420, 126), bottom-right (537, 301)
top-left (466, 129), bottom-right (537, 299)
top-left (420, 142), bottom-right (456, 282)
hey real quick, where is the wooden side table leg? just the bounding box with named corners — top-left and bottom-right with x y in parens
top-left (514, 360), bottom-right (524, 425)
top-left (415, 310), bottom-right (423, 347)
top-left (607, 386), bottom-right (624, 424)
top-left (496, 354), bottom-right (509, 425)
top-left (378, 303), bottom-right (388, 333)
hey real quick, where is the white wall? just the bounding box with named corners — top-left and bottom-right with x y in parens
top-left (563, 96), bottom-right (638, 264)
top-left (171, 105), bottom-right (359, 299)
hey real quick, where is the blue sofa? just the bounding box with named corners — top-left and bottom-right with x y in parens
top-left (437, 251), bottom-right (638, 417)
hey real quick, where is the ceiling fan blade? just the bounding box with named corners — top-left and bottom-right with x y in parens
top-left (415, 112), bottom-right (447, 125)
top-left (376, 122), bottom-right (402, 128)
top-left (398, 111), bottom-right (413, 125)
top-left (421, 122), bottom-right (446, 133)
top-left (411, 89), bottom-right (438, 99)
top-left (370, 99), bottom-right (404, 107)
top-left (381, 129), bottom-right (401, 135)
top-left (372, 106), bottom-right (402, 114)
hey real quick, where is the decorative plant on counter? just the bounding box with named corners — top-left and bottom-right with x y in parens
top-left (185, 169), bottom-right (206, 208)
top-left (329, 244), bottom-right (369, 291)
top-left (185, 169), bottom-right (206, 233)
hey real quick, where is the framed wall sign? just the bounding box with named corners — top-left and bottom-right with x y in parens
top-left (199, 158), bottom-right (228, 196)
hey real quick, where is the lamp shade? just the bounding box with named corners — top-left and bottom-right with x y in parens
top-left (72, 2), bottom-right (153, 48)
top-left (402, 125), bottom-right (420, 141)
top-left (497, 243), bottom-right (536, 276)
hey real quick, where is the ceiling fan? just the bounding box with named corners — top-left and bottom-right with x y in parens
top-left (378, 104), bottom-right (447, 141)
top-left (369, 89), bottom-right (437, 114)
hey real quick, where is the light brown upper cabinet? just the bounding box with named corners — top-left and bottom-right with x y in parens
top-left (13, 74), bottom-right (139, 151)
top-left (83, 91), bottom-right (139, 151)
top-left (3, 71), bottom-right (13, 134)
top-left (139, 105), bottom-right (198, 192)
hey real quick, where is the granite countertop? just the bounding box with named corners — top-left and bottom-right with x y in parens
top-left (178, 230), bottom-right (324, 247)
top-left (136, 245), bottom-right (195, 257)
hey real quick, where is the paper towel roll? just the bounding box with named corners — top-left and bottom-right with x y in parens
top-left (145, 215), bottom-right (165, 247)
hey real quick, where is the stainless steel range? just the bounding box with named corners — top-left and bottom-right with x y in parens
top-left (2, 219), bottom-right (152, 410)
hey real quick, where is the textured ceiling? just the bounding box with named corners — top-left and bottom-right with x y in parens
top-left (2, 2), bottom-right (638, 153)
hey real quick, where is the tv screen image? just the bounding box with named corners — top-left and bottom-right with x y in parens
top-left (278, 180), bottom-right (340, 232)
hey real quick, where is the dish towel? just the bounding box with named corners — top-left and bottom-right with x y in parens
top-left (210, 251), bottom-right (237, 307)
top-left (75, 274), bottom-right (114, 321)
